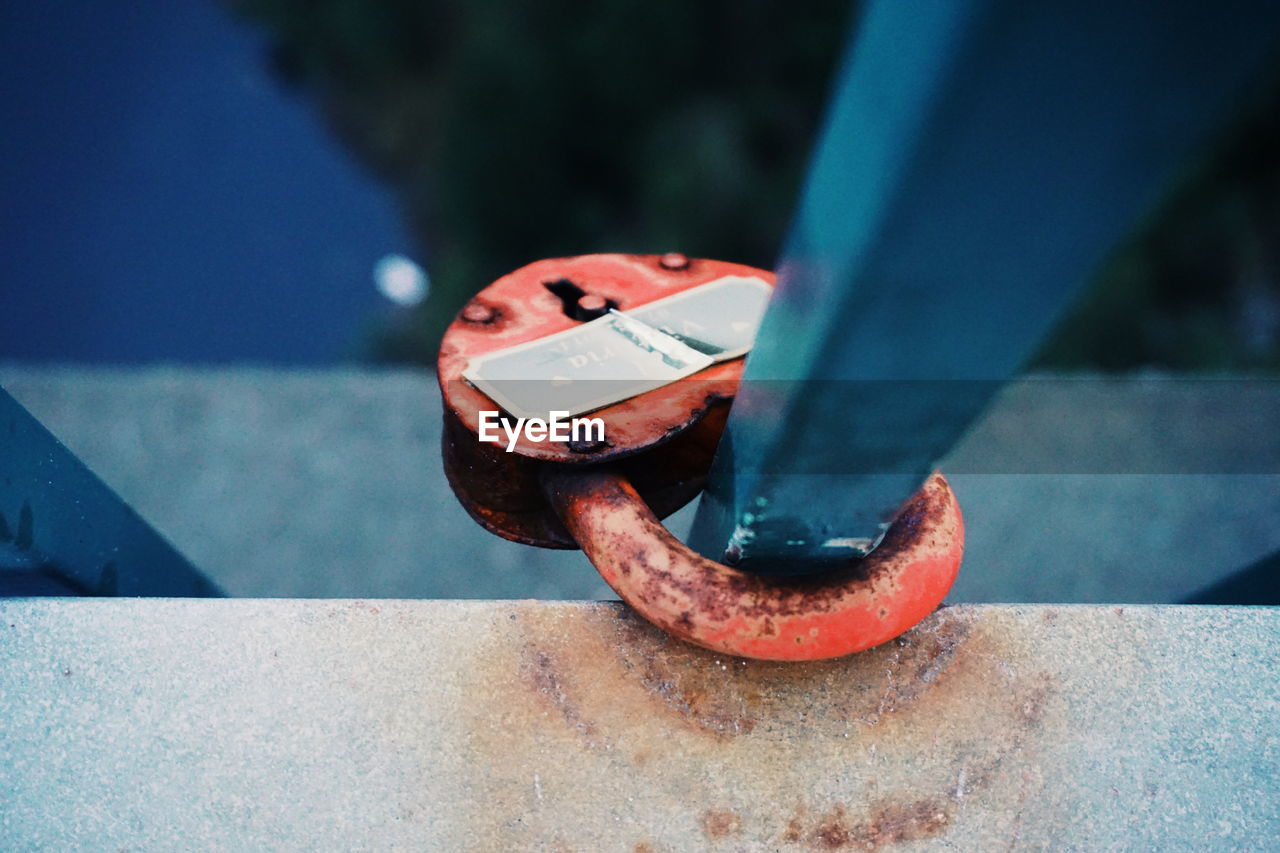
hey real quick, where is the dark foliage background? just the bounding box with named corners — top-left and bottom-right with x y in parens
top-left (232, 0), bottom-right (1280, 372)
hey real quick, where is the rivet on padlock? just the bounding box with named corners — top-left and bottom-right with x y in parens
top-left (438, 253), bottom-right (963, 661)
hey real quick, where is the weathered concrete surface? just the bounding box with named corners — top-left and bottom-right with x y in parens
top-left (1, 367), bottom-right (1277, 603)
top-left (2, 600), bottom-right (1277, 851)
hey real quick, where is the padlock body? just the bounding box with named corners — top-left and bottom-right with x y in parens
top-left (438, 253), bottom-right (774, 548)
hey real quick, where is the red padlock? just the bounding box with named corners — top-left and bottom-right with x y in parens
top-left (438, 253), bottom-right (963, 660)
top-left (438, 253), bottom-right (768, 547)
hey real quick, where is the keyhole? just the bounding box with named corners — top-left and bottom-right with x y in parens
top-left (543, 278), bottom-right (618, 321)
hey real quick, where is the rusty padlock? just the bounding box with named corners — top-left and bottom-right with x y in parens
top-left (439, 253), bottom-right (963, 661)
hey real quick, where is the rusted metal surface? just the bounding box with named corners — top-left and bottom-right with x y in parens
top-left (442, 401), bottom-right (732, 549)
top-left (437, 254), bottom-right (962, 651)
top-left (544, 468), bottom-right (963, 660)
top-left (3, 599), bottom-right (1277, 850)
top-left (438, 253), bottom-right (773, 547)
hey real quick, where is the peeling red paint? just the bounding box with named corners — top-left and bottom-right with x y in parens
top-left (544, 469), bottom-right (963, 661)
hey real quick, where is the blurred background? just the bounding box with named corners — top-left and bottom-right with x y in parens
top-left (4, 0), bottom-right (1280, 369)
top-left (2, 1), bottom-right (1278, 603)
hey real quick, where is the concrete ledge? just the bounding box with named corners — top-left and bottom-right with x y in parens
top-left (2, 600), bottom-right (1276, 850)
top-left (3, 367), bottom-right (1278, 602)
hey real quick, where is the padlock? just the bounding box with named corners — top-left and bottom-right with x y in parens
top-left (438, 253), bottom-right (963, 661)
top-left (438, 253), bottom-right (768, 547)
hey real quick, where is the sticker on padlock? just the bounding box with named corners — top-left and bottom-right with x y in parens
top-left (462, 275), bottom-right (771, 420)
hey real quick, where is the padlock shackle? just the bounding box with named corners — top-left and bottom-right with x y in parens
top-left (542, 466), bottom-right (964, 661)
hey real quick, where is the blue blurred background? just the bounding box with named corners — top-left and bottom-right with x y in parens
top-left (0, 0), bottom-right (417, 363)
top-left (5, 0), bottom-right (1278, 368)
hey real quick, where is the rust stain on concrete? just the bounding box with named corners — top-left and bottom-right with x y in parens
top-left (700, 807), bottom-right (742, 840)
top-left (783, 799), bottom-right (952, 850)
top-left (454, 603), bottom-right (1059, 849)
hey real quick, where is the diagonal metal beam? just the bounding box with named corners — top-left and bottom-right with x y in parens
top-left (0, 386), bottom-right (219, 597)
top-left (691, 0), bottom-right (1280, 571)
